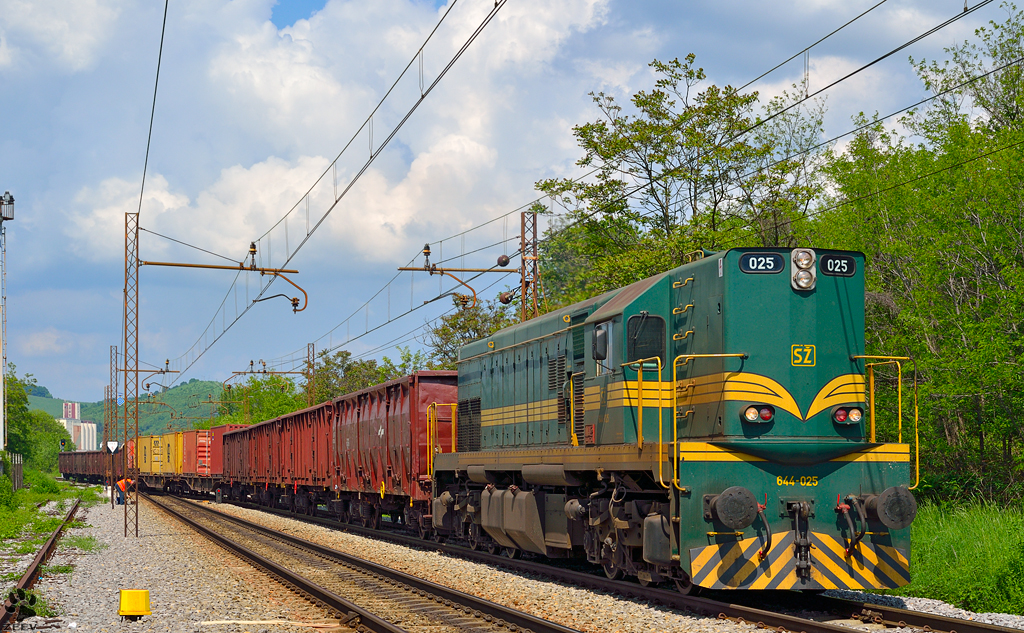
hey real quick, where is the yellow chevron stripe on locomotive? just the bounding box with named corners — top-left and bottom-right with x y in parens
top-left (688, 531), bottom-right (910, 590)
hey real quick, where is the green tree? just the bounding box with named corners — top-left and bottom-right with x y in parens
top-left (537, 55), bottom-right (827, 304)
top-left (205, 374), bottom-right (304, 427)
top-left (4, 366), bottom-right (71, 472)
top-left (307, 346), bottom-right (431, 404)
top-left (814, 105), bottom-right (1024, 499)
top-left (422, 297), bottom-right (516, 369)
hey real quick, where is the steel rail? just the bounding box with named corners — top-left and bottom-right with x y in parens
top-left (811, 595), bottom-right (1019, 633)
top-left (0, 498), bottom-right (80, 628)
top-left (144, 494), bottom-right (405, 633)
top-left (217, 497), bottom-right (1024, 633)
top-left (164, 495), bottom-right (581, 633)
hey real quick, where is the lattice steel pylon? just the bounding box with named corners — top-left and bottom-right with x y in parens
top-left (123, 213), bottom-right (140, 537)
top-left (520, 211), bottom-right (540, 322)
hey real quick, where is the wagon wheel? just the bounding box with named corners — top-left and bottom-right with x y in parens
top-left (467, 523), bottom-right (484, 551)
top-left (371, 508), bottom-right (382, 530)
top-left (501, 547), bottom-right (521, 559)
top-left (486, 541), bottom-right (500, 555)
top-left (417, 519), bottom-right (430, 540)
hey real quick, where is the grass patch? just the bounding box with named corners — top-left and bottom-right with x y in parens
top-left (39, 563), bottom-right (73, 575)
top-left (62, 535), bottom-right (104, 552)
top-left (0, 470), bottom-right (101, 550)
top-left (889, 502), bottom-right (1024, 614)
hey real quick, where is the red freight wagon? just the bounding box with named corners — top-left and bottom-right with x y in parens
top-left (333, 371), bottom-right (456, 531)
top-left (222, 372), bottom-right (456, 533)
top-left (181, 430), bottom-right (212, 476)
top-left (210, 424), bottom-right (245, 476)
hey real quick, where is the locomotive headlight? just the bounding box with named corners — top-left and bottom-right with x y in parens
top-left (794, 249), bottom-right (814, 269)
top-left (848, 408), bottom-right (863, 423)
top-left (744, 406), bottom-right (760, 422)
top-left (794, 269), bottom-right (814, 288)
top-left (791, 249), bottom-right (817, 290)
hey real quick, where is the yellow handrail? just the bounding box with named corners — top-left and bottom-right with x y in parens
top-left (672, 353), bottom-right (748, 491)
top-left (426, 402), bottom-right (458, 477)
top-left (851, 355), bottom-right (919, 491)
top-left (620, 357), bottom-right (663, 455)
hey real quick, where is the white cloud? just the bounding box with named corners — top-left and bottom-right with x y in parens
top-left (17, 327), bottom-right (97, 357)
top-left (0, 0), bottom-right (124, 71)
top-left (67, 175), bottom-right (189, 262)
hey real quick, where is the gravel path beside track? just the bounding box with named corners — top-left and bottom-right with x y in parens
top-left (29, 496), bottom-right (340, 633)
top-left (824, 590), bottom-right (1024, 630)
top-left (200, 499), bottom-right (755, 633)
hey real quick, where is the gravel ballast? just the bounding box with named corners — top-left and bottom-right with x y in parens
top-left (28, 494), bottom-right (339, 632)
top-left (823, 590), bottom-right (1024, 631)
top-left (200, 500), bottom-right (756, 633)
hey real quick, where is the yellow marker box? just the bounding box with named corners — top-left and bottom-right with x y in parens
top-left (118, 589), bottom-right (151, 618)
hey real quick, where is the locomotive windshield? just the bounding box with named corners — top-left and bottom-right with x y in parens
top-left (626, 312), bottom-right (665, 364)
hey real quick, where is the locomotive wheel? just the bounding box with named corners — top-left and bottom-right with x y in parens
top-left (486, 542), bottom-right (499, 555)
top-left (501, 547), bottom-right (521, 559)
top-left (417, 520), bottom-right (430, 540)
top-left (601, 558), bottom-right (623, 580)
top-left (674, 575), bottom-right (698, 595)
top-left (467, 523), bottom-right (483, 551)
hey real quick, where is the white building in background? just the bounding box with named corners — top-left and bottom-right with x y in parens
top-left (56, 402), bottom-right (96, 451)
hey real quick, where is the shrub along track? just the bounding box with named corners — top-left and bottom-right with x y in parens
top-left (146, 493), bottom-right (582, 633)
top-left (0, 498), bottom-right (80, 629)
top-left (208, 495), bottom-right (1023, 633)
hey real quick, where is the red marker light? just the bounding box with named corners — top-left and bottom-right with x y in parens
top-left (760, 407), bottom-right (773, 421)
top-left (834, 408), bottom-right (848, 423)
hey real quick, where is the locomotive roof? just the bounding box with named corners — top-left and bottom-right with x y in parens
top-left (459, 253), bottom-right (714, 361)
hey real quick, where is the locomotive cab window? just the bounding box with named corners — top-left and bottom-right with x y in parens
top-left (593, 321), bottom-right (615, 375)
top-left (627, 312), bottom-right (665, 365)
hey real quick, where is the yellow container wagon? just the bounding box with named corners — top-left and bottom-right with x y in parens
top-left (160, 432), bottom-right (182, 475)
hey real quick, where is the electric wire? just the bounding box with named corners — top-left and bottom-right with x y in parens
top-left (166, 1), bottom-right (508, 382)
top-left (718, 135), bottom-right (1024, 249)
top-left (139, 226), bottom-right (239, 263)
top-left (163, 0), bottom-right (889, 375)
top-left (167, 0), bottom-right (982, 382)
top-left (254, 3), bottom-right (901, 368)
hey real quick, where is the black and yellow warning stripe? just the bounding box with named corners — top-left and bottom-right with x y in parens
top-left (688, 530), bottom-right (910, 590)
top-left (810, 532), bottom-right (910, 589)
top-left (689, 531), bottom-right (799, 589)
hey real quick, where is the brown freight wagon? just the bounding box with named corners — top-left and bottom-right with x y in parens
top-left (210, 424), bottom-right (245, 476)
top-left (59, 448), bottom-right (124, 484)
top-left (222, 371), bottom-right (456, 534)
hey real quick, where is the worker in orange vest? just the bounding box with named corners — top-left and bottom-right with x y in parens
top-left (115, 478), bottom-right (133, 505)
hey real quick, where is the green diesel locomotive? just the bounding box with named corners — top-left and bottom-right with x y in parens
top-left (432, 247), bottom-right (918, 592)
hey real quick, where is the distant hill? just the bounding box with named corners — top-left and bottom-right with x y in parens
top-left (26, 379), bottom-right (224, 438)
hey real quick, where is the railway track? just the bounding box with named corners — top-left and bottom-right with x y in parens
top-left (209, 496), bottom-right (1023, 633)
top-left (1, 498), bottom-right (80, 629)
top-left (145, 493), bottom-right (581, 633)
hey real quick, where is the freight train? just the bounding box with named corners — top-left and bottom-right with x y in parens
top-left (61, 247), bottom-right (918, 594)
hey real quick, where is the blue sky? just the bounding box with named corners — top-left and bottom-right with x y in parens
top-left (0, 0), bottom-right (996, 403)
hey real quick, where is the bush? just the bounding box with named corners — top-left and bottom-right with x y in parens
top-left (0, 475), bottom-right (14, 509)
top-left (24, 470), bottom-right (60, 494)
